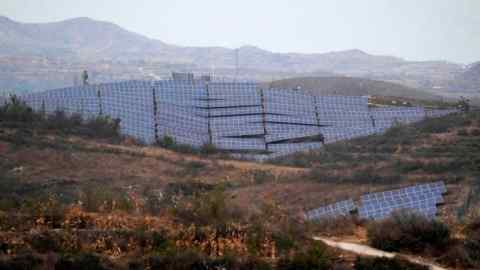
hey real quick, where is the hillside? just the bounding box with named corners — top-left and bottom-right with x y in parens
top-left (0, 16), bottom-right (468, 92)
top-left (449, 62), bottom-right (480, 92)
top-left (266, 76), bottom-right (442, 101)
top-left (1, 98), bottom-right (479, 269)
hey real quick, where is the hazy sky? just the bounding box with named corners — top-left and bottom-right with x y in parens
top-left (2, 0), bottom-right (479, 64)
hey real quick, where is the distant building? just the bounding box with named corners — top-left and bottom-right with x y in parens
top-left (172, 72), bottom-right (194, 81)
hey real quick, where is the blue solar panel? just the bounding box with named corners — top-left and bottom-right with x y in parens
top-left (265, 131), bottom-right (323, 143)
top-left (265, 114), bottom-right (317, 125)
top-left (268, 142), bottom-right (323, 155)
top-left (266, 123), bottom-right (320, 134)
top-left (358, 181), bottom-right (447, 220)
top-left (306, 199), bottom-right (357, 221)
top-left (212, 137), bottom-right (266, 151)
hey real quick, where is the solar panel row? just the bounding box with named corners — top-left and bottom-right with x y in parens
top-left (306, 181), bottom-right (446, 222)
top-left (306, 199), bottom-right (356, 221)
top-left (15, 81), bottom-right (458, 158)
top-left (358, 181), bottom-right (447, 220)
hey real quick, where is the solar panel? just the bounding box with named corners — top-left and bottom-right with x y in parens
top-left (306, 199), bottom-right (356, 221)
top-left (265, 130), bottom-right (323, 143)
top-left (358, 181), bottom-right (447, 220)
top-left (212, 137), bottom-right (266, 151)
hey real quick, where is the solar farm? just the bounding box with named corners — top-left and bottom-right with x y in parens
top-left (14, 79), bottom-right (458, 160)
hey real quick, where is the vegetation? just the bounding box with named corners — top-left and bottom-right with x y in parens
top-left (277, 241), bottom-right (333, 270)
top-left (268, 76), bottom-right (441, 101)
top-left (2, 95), bottom-right (480, 269)
top-left (354, 256), bottom-right (428, 270)
top-left (367, 211), bottom-right (451, 252)
top-left (0, 95), bottom-right (121, 141)
top-left (157, 135), bottom-right (221, 156)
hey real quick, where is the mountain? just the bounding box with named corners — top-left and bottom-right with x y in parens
top-left (0, 16), bottom-right (172, 60)
top-left (0, 16), bottom-right (471, 94)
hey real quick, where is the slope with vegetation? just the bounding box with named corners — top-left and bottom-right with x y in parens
top-left (0, 97), bottom-right (479, 269)
top-left (267, 76), bottom-right (442, 101)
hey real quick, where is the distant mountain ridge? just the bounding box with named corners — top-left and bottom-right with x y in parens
top-left (0, 15), bottom-right (477, 95)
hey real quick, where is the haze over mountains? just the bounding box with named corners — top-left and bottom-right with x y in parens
top-left (0, 15), bottom-right (478, 96)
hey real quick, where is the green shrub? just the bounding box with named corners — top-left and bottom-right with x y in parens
top-left (354, 256), bottom-right (428, 270)
top-left (55, 253), bottom-right (105, 270)
top-left (0, 95), bottom-right (40, 123)
top-left (277, 241), bottom-right (332, 270)
top-left (157, 135), bottom-right (175, 148)
top-left (367, 210), bottom-right (451, 252)
top-left (156, 135), bottom-right (200, 154)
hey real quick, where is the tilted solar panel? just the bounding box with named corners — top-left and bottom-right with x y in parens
top-left (358, 181), bottom-right (447, 220)
top-left (306, 199), bottom-right (357, 221)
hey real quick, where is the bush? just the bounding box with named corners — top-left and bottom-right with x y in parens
top-left (157, 135), bottom-right (175, 148)
top-left (173, 187), bottom-right (242, 227)
top-left (0, 95), bottom-right (40, 123)
top-left (156, 135), bottom-right (200, 154)
top-left (0, 254), bottom-right (43, 270)
top-left (81, 116), bottom-right (120, 139)
top-left (354, 256), bottom-right (428, 270)
top-left (277, 241), bottom-right (333, 270)
top-left (367, 210), bottom-right (450, 252)
top-left (439, 242), bottom-right (477, 269)
top-left (55, 253), bottom-right (105, 270)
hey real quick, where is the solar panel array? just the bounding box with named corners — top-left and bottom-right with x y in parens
top-left (155, 80), bottom-right (209, 147)
top-left (370, 106), bottom-right (426, 129)
top-left (306, 181), bottom-right (447, 222)
top-left (15, 80), bottom-right (458, 158)
top-left (306, 199), bottom-right (356, 221)
top-left (358, 181), bottom-right (447, 220)
top-left (101, 81), bottom-right (156, 143)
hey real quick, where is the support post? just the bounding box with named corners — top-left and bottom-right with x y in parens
top-left (260, 88), bottom-right (268, 152)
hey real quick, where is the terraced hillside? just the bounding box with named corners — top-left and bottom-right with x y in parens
top-left (0, 98), bottom-right (479, 269)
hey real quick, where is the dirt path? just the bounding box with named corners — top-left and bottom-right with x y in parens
top-left (313, 237), bottom-right (448, 270)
